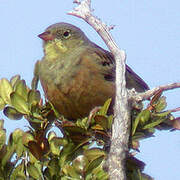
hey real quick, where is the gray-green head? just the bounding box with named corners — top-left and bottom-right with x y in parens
top-left (38, 22), bottom-right (89, 50)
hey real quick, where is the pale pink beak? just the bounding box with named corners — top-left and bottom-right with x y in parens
top-left (38, 31), bottom-right (55, 41)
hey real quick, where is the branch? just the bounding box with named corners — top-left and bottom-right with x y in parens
top-left (133, 82), bottom-right (180, 101)
top-left (69, 0), bottom-right (120, 53)
top-left (69, 1), bottom-right (130, 179)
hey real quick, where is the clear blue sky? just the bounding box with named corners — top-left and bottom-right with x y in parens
top-left (0, 0), bottom-right (180, 179)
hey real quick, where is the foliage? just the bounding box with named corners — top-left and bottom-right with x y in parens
top-left (0, 75), bottom-right (178, 179)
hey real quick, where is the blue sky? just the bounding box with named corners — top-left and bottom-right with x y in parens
top-left (0, 0), bottom-right (180, 179)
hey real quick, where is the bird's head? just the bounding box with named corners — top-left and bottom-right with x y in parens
top-left (38, 22), bottom-right (89, 57)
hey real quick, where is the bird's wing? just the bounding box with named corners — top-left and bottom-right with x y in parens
top-left (89, 42), bottom-right (115, 82)
top-left (87, 42), bottom-right (149, 92)
top-left (125, 65), bottom-right (149, 91)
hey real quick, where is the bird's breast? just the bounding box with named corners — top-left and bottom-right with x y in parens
top-left (39, 54), bottom-right (115, 119)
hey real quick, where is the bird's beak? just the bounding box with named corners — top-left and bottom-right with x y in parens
top-left (38, 31), bottom-right (55, 41)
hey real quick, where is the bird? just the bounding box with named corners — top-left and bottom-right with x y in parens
top-left (33, 22), bottom-right (149, 120)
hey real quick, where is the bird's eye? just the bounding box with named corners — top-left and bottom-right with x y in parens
top-left (63, 30), bottom-right (71, 38)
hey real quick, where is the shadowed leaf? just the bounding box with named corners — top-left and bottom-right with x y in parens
top-left (172, 117), bottom-right (180, 130)
top-left (94, 115), bottom-right (108, 130)
top-left (10, 75), bottom-right (20, 88)
top-left (28, 141), bottom-right (43, 160)
top-left (28, 90), bottom-right (41, 105)
top-left (47, 158), bottom-right (60, 177)
top-left (3, 106), bottom-right (23, 120)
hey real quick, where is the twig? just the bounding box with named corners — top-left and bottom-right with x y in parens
top-left (133, 82), bottom-right (180, 101)
top-left (169, 107), bottom-right (180, 113)
top-left (69, 0), bottom-right (129, 179)
top-left (68, 0), bottom-right (123, 54)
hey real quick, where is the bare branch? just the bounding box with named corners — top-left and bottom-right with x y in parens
top-left (170, 107), bottom-right (180, 113)
top-left (69, 0), bottom-right (129, 179)
top-left (68, 0), bottom-right (123, 54)
top-left (133, 82), bottom-right (180, 101)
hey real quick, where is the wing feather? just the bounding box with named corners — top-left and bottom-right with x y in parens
top-left (87, 42), bottom-right (149, 92)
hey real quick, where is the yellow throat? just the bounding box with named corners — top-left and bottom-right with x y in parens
top-left (44, 39), bottom-right (68, 59)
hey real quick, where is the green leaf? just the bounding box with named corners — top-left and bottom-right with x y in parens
top-left (10, 92), bottom-right (29, 114)
top-left (28, 90), bottom-right (41, 105)
top-left (14, 80), bottom-right (28, 101)
top-left (76, 117), bottom-right (88, 129)
top-left (84, 148), bottom-right (106, 162)
top-left (132, 115), bottom-right (140, 136)
top-left (50, 138), bottom-right (66, 156)
top-left (48, 131), bottom-right (57, 141)
top-left (1, 145), bottom-right (15, 167)
top-left (72, 155), bottom-right (88, 174)
top-left (15, 139), bottom-right (24, 158)
top-left (107, 115), bottom-right (113, 129)
top-left (29, 116), bottom-right (43, 124)
top-left (99, 98), bottom-right (112, 115)
top-left (132, 132), bottom-right (146, 141)
top-left (0, 97), bottom-right (5, 110)
top-left (48, 158), bottom-right (60, 177)
top-left (22, 132), bottom-right (34, 146)
top-left (154, 96), bottom-right (167, 112)
top-left (94, 115), bottom-right (108, 130)
top-left (85, 156), bottom-right (104, 175)
top-left (12, 129), bottom-right (24, 157)
top-left (132, 109), bottom-right (151, 135)
top-left (34, 161), bottom-right (43, 179)
top-left (153, 111), bottom-right (170, 117)
top-left (91, 164), bottom-right (108, 180)
top-left (0, 78), bottom-right (13, 104)
top-left (12, 129), bottom-right (24, 143)
top-left (3, 106), bottom-right (23, 120)
top-left (59, 143), bottom-right (75, 167)
top-left (142, 117), bottom-right (166, 129)
top-left (10, 75), bottom-right (20, 88)
top-left (10, 163), bottom-right (26, 180)
top-left (49, 101), bottom-right (60, 118)
top-left (0, 129), bottom-right (6, 150)
top-left (62, 165), bottom-right (80, 179)
top-left (139, 109), bottom-right (151, 125)
top-left (27, 162), bottom-right (41, 179)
